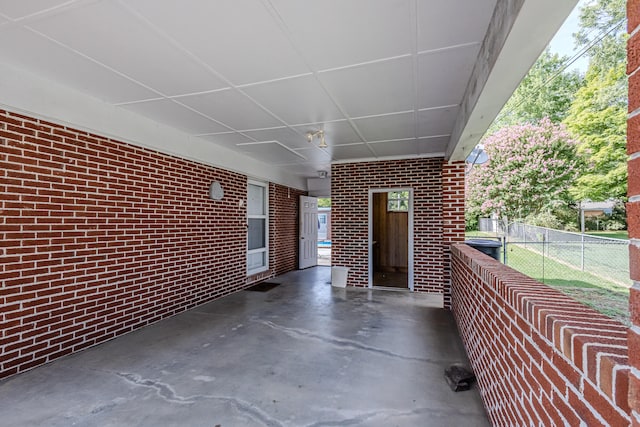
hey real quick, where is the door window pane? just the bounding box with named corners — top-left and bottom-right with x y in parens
top-left (248, 218), bottom-right (265, 250)
top-left (248, 184), bottom-right (265, 215)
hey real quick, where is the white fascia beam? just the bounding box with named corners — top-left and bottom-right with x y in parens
top-left (446, 0), bottom-right (579, 162)
top-left (0, 61), bottom-right (307, 190)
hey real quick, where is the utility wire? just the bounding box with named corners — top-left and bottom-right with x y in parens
top-left (498, 18), bottom-right (626, 120)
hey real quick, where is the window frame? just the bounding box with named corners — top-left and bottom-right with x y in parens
top-left (387, 190), bottom-right (410, 212)
top-left (247, 180), bottom-right (269, 275)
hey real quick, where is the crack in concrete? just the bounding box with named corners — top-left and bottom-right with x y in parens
top-left (256, 320), bottom-right (437, 363)
top-left (115, 372), bottom-right (284, 427)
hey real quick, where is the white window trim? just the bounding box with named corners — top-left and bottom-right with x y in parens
top-left (247, 180), bottom-right (269, 276)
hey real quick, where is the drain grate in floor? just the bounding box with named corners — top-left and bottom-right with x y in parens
top-left (245, 282), bottom-right (280, 292)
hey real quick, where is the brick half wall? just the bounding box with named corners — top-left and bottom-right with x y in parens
top-left (451, 244), bottom-right (630, 426)
top-left (0, 109), bottom-right (302, 379)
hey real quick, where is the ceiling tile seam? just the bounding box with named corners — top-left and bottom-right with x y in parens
top-left (235, 72), bottom-right (314, 89)
top-left (166, 98), bottom-right (244, 136)
top-left (418, 134), bottom-right (451, 140)
top-left (112, 97), bottom-right (167, 107)
top-left (418, 104), bottom-right (459, 113)
top-left (417, 41), bottom-right (482, 57)
top-left (117, 0), bottom-right (318, 152)
top-left (194, 125), bottom-right (289, 137)
top-left (368, 137), bottom-right (416, 145)
top-left (261, 0), bottom-right (375, 160)
top-left (0, 0), bottom-right (96, 24)
top-left (24, 26), bottom-right (171, 100)
top-left (410, 0), bottom-right (420, 157)
top-left (316, 53), bottom-right (414, 75)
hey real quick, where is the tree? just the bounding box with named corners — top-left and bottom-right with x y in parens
top-left (489, 50), bottom-right (583, 133)
top-left (574, 0), bottom-right (626, 75)
top-left (466, 119), bottom-right (580, 222)
top-left (564, 63), bottom-right (627, 201)
top-left (563, 0), bottom-right (627, 202)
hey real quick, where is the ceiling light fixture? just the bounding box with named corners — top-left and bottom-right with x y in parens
top-left (307, 130), bottom-right (327, 148)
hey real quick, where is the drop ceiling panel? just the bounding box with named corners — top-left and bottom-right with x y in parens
top-left (241, 75), bottom-right (344, 125)
top-left (270, 0), bottom-right (413, 71)
top-left (199, 132), bottom-right (254, 147)
top-left (238, 142), bottom-right (306, 165)
top-left (0, 0), bottom-right (72, 20)
top-left (292, 147), bottom-right (333, 164)
top-left (329, 143), bottom-right (374, 160)
top-left (0, 27), bottom-right (157, 103)
top-left (27, 1), bottom-right (228, 97)
top-left (319, 56), bottom-right (414, 118)
top-left (418, 136), bottom-right (449, 154)
top-left (417, 0), bottom-right (497, 51)
top-left (417, 106), bottom-right (459, 137)
top-left (352, 111), bottom-right (416, 142)
top-left (241, 127), bottom-right (308, 150)
top-left (177, 89), bottom-right (282, 130)
top-left (126, 0), bottom-right (310, 86)
top-left (119, 99), bottom-right (231, 134)
top-left (370, 140), bottom-right (419, 157)
top-left (418, 44), bottom-right (480, 109)
top-left (292, 121), bottom-right (362, 145)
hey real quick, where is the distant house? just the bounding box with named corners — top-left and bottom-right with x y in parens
top-left (581, 201), bottom-right (616, 218)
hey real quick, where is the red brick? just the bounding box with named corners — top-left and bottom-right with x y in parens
top-left (0, 109), bottom-right (304, 379)
top-left (628, 202), bottom-right (640, 240)
top-left (630, 0), bottom-right (640, 34)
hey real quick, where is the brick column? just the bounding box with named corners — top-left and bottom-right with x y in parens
top-left (442, 161), bottom-right (466, 309)
top-left (628, 1), bottom-right (640, 423)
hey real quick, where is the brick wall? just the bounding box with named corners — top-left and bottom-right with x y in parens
top-left (0, 109), bottom-right (301, 379)
top-left (331, 158), bottom-right (465, 301)
top-left (451, 244), bottom-right (630, 426)
top-left (629, 1), bottom-right (640, 423)
top-left (270, 183), bottom-right (305, 276)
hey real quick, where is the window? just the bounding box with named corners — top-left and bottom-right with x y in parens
top-left (247, 181), bottom-right (268, 274)
top-left (387, 191), bottom-right (409, 212)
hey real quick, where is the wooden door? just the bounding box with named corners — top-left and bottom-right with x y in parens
top-left (372, 192), bottom-right (408, 288)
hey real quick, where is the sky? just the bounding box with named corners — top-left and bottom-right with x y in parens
top-left (547, 0), bottom-right (592, 72)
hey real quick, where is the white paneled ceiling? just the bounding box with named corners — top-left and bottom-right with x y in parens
top-left (0, 0), bottom-right (576, 183)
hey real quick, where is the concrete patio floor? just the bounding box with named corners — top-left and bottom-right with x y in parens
top-left (0, 267), bottom-right (489, 426)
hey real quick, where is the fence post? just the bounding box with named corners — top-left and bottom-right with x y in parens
top-left (542, 234), bottom-right (546, 284)
top-left (502, 236), bottom-right (507, 264)
top-left (581, 232), bottom-right (585, 271)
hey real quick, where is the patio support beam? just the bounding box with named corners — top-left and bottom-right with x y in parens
top-left (446, 0), bottom-right (578, 161)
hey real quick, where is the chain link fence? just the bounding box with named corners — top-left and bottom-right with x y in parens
top-left (478, 218), bottom-right (630, 287)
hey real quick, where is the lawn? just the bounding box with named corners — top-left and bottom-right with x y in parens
top-left (586, 230), bottom-right (628, 240)
top-left (504, 244), bottom-right (630, 325)
top-left (464, 232), bottom-right (630, 325)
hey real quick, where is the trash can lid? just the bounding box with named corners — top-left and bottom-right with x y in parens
top-left (465, 239), bottom-right (502, 248)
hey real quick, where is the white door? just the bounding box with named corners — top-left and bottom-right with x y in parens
top-left (299, 195), bottom-right (318, 269)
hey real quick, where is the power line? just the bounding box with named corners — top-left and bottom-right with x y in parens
top-left (498, 18), bottom-right (626, 121)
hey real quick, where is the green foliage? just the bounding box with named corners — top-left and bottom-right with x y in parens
top-left (490, 50), bottom-right (583, 132)
top-left (564, 62), bottom-right (627, 201)
top-left (574, 0), bottom-right (627, 74)
top-left (467, 119), bottom-right (580, 222)
top-left (317, 197), bottom-right (331, 207)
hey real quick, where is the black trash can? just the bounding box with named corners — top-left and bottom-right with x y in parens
top-left (465, 239), bottom-right (502, 261)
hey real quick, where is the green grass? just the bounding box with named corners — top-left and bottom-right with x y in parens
top-left (504, 244), bottom-right (629, 325)
top-left (585, 231), bottom-right (628, 240)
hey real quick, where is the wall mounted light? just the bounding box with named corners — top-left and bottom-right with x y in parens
top-left (307, 130), bottom-right (327, 148)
